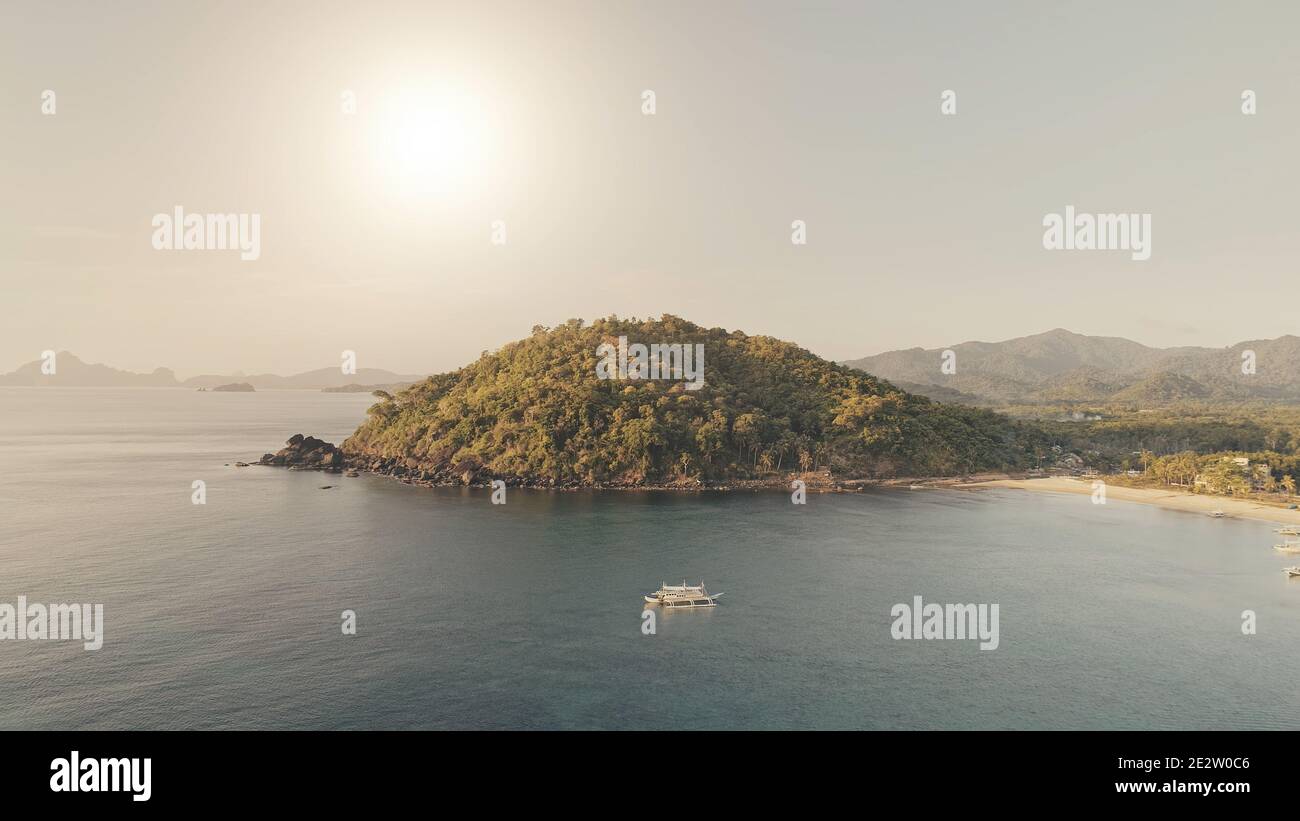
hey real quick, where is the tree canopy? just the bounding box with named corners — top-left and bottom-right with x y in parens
top-left (343, 315), bottom-right (1042, 484)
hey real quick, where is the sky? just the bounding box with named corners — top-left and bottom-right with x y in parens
top-left (2, 0), bottom-right (1298, 378)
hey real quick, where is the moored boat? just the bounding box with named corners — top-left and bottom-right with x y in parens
top-left (1208, 510), bottom-right (1226, 518)
top-left (1284, 566), bottom-right (1300, 578)
top-left (644, 580), bottom-right (724, 607)
top-left (1274, 541), bottom-right (1300, 554)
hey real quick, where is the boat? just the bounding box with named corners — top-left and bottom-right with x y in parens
top-left (643, 580), bottom-right (724, 608)
top-left (1284, 567), bottom-right (1300, 578)
top-left (1276, 526), bottom-right (1300, 536)
top-left (1208, 510), bottom-right (1226, 518)
top-left (1273, 542), bottom-right (1300, 554)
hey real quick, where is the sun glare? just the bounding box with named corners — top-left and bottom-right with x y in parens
top-left (371, 87), bottom-right (488, 198)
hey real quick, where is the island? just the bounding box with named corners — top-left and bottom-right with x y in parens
top-left (212, 382), bottom-right (255, 392)
top-left (258, 315), bottom-right (1041, 489)
top-left (254, 316), bottom-right (1300, 516)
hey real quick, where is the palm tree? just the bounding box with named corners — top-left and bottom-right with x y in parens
top-left (1282, 475), bottom-right (1296, 497)
top-left (815, 443), bottom-right (831, 473)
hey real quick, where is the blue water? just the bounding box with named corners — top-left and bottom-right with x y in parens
top-left (1, 388), bottom-right (1298, 729)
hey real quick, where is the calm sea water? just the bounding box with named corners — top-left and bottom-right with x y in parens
top-left (1, 387), bottom-right (1298, 730)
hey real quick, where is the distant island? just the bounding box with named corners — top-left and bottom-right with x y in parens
top-left (185, 367), bottom-right (425, 391)
top-left (0, 351), bottom-right (424, 390)
top-left (260, 315), bottom-right (1044, 488)
top-left (212, 382), bottom-right (255, 392)
top-left (0, 352), bottom-right (177, 387)
top-left (322, 382), bottom-right (417, 394)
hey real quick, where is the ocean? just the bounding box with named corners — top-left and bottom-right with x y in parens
top-left (1, 387), bottom-right (1297, 729)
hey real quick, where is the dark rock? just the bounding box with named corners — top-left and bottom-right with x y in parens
top-left (258, 433), bottom-right (345, 471)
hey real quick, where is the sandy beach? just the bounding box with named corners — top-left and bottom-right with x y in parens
top-left (972, 476), bottom-right (1300, 526)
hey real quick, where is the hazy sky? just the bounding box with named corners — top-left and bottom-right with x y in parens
top-left (3, 1), bottom-right (1298, 377)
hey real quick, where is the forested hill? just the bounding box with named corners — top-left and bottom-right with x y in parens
top-left (844, 328), bottom-right (1300, 404)
top-left (341, 316), bottom-right (1040, 485)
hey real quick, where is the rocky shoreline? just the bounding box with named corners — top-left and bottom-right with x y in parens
top-left (256, 434), bottom-right (1007, 492)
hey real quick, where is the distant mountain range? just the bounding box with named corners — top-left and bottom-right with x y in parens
top-left (12, 330), bottom-right (1300, 405)
top-left (843, 329), bottom-right (1300, 405)
top-left (0, 352), bottom-right (424, 390)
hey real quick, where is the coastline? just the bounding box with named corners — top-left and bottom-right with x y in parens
top-left (971, 476), bottom-right (1300, 526)
top-left (252, 434), bottom-right (1297, 520)
top-left (259, 461), bottom-right (872, 493)
top-left (256, 434), bottom-right (1024, 493)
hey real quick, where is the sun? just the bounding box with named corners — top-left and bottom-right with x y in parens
top-left (371, 87), bottom-right (488, 198)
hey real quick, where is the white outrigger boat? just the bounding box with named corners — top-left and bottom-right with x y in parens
top-left (1208, 510), bottom-right (1226, 518)
top-left (644, 580), bottom-right (724, 608)
top-left (1274, 541), bottom-right (1300, 554)
top-left (1276, 526), bottom-right (1300, 536)
top-left (1284, 567), bottom-right (1300, 578)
